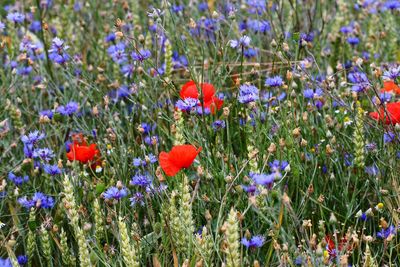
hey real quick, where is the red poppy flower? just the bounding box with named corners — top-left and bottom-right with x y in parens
top-left (179, 81), bottom-right (224, 113)
top-left (67, 143), bottom-right (100, 164)
top-left (369, 102), bottom-right (400, 125)
top-left (159, 144), bottom-right (202, 176)
top-left (380, 81), bottom-right (400, 94)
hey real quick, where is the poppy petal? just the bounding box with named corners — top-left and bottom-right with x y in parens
top-left (180, 81), bottom-right (199, 100)
top-left (159, 151), bottom-right (182, 176)
top-left (169, 145), bottom-right (201, 168)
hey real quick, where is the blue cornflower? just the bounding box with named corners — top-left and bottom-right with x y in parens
top-left (294, 256), bottom-right (303, 266)
top-left (198, 2), bottom-right (208, 11)
top-left (238, 84), bottom-right (259, 103)
top-left (301, 32), bottom-right (315, 43)
top-left (57, 101), bottom-right (79, 116)
top-left (144, 135), bottom-right (159, 146)
top-left (246, 0), bottom-right (266, 14)
top-left (43, 164), bottom-right (62, 176)
top-left (247, 19), bottom-right (270, 33)
top-left (130, 173), bottom-right (152, 187)
top-left (344, 153), bottom-right (353, 166)
top-left (0, 21), bottom-right (5, 31)
top-left (39, 110), bottom-right (54, 119)
top-left (107, 42), bottom-right (127, 64)
top-left (6, 12), bottom-right (25, 23)
top-left (347, 36), bottom-right (360, 46)
top-left (131, 49), bottom-right (151, 62)
top-left (103, 186), bottom-right (128, 200)
top-left (348, 71), bottom-right (370, 92)
top-left (48, 38), bottom-right (70, 64)
top-left (121, 64), bottom-right (135, 77)
top-left (105, 33), bottom-right (116, 43)
top-left (384, 132), bottom-right (396, 144)
top-left (8, 172), bottom-right (29, 186)
top-left (29, 21), bottom-right (42, 32)
top-left (212, 120), bottom-right (226, 131)
top-left (377, 225), bottom-right (397, 239)
top-left (384, 0), bottom-right (400, 10)
top-left (269, 160), bottom-right (289, 172)
top-left (373, 92), bottom-right (392, 104)
top-left (147, 153), bottom-right (157, 164)
top-left (383, 65), bottom-right (400, 80)
top-left (18, 192), bottom-right (55, 209)
top-left (303, 88), bottom-right (324, 99)
top-left (17, 66), bottom-right (33, 76)
top-left (109, 85), bottom-right (133, 102)
top-left (250, 172), bottom-right (280, 187)
top-left (33, 148), bottom-right (54, 161)
top-left (17, 255), bottom-right (28, 266)
top-left (243, 48), bottom-right (257, 58)
top-left (241, 235), bottom-right (265, 248)
top-left (229, 35), bottom-right (251, 49)
top-left (133, 158), bottom-right (144, 167)
top-left (241, 184), bottom-right (257, 194)
top-left (0, 258), bottom-right (12, 267)
top-left (175, 98), bottom-right (199, 111)
top-left (265, 76), bottom-right (283, 87)
top-left (365, 165), bottom-right (379, 176)
top-left (21, 131), bottom-right (45, 145)
top-left (130, 192), bottom-right (145, 206)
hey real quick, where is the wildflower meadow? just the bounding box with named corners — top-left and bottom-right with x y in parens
top-left (1, 0), bottom-right (400, 266)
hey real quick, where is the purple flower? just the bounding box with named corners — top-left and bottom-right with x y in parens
top-left (130, 173), bottom-right (152, 187)
top-left (57, 101), bottom-right (79, 116)
top-left (29, 21), bottom-right (42, 32)
top-left (373, 92), bottom-right (392, 104)
top-left (43, 164), bottom-right (62, 176)
top-left (383, 65), bottom-right (400, 80)
top-left (229, 35), bottom-right (251, 49)
top-left (6, 12), bottom-right (25, 23)
top-left (246, 0), bottom-right (266, 14)
top-left (241, 235), bottom-right (265, 248)
top-left (0, 258), bottom-right (12, 267)
top-left (17, 255), bottom-right (28, 265)
top-left (130, 192), bottom-right (145, 206)
top-left (212, 120), bottom-right (226, 131)
top-left (250, 172), bottom-right (280, 187)
top-left (107, 42), bottom-right (127, 64)
top-left (39, 110), bottom-right (54, 119)
top-left (238, 84), bottom-right (259, 103)
top-left (265, 76), bottom-right (283, 87)
top-left (384, 132), bottom-right (396, 144)
top-left (241, 184), bottom-right (257, 194)
top-left (33, 148), bottom-right (54, 161)
top-left (48, 38), bottom-right (70, 64)
top-left (247, 19), bottom-right (270, 33)
top-left (103, 186), bottom-right (128, 200)
top-left (175, 98), bottom-right (199, 112)
top-left (269, 160), bottom-right (289, 172)
top-left (365, 165), bottom-right (379, 176)
top-left (303, 88), bottom-right (323, 99)
top-left (18, 192), bottom-right (55, 209)
top-left (8, 172), bottom-right (29, 186)
top-left (347, 36), bottom-right (360, 46)
top-left (377, 225), bottom-right (397, 239)
top-left (21, 131), bottom-right (45, 145)
top-left (105, 33), bottom-right (116, 43)
top-left (348, 71), bottom-right (370, 92)
top-left (384, 0), bottom-right (400, 10)
top-left (131, 49), bottom-right (151, 62)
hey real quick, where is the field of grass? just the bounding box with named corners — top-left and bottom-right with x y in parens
top-left (1, 0), bottom-right (400, 266)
